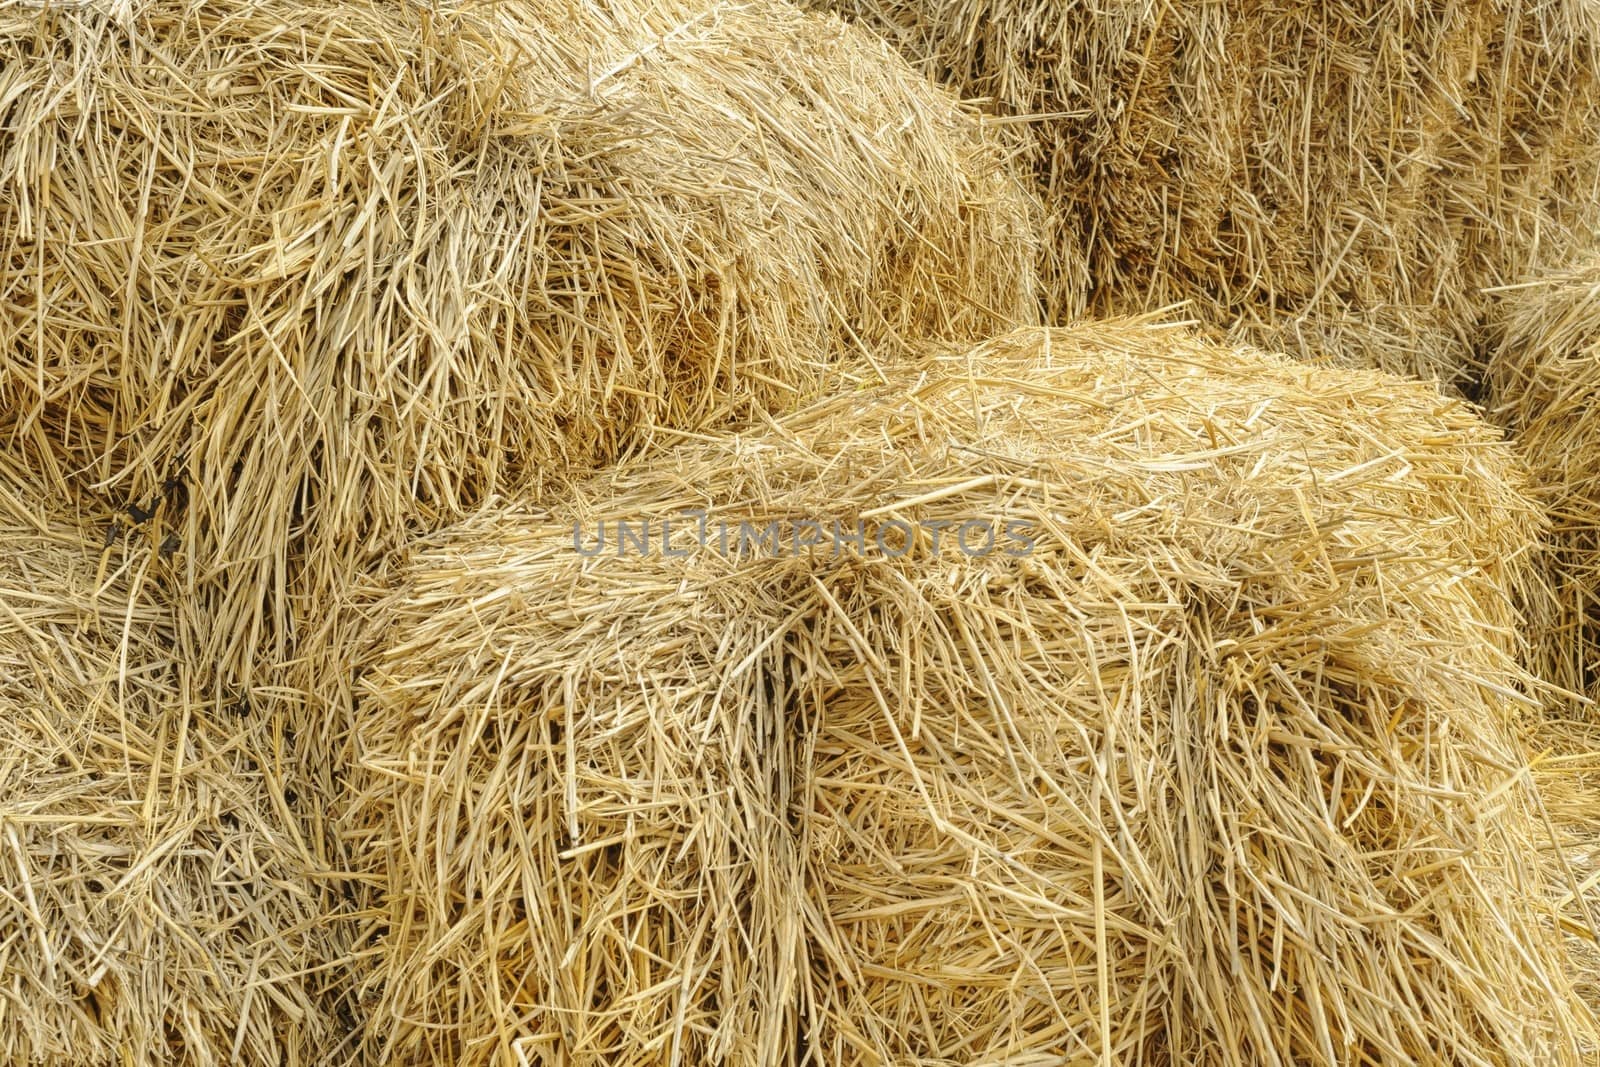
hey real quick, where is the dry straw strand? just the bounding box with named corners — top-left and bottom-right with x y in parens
top-left (1526, 715), bottom-right (1600, 1032)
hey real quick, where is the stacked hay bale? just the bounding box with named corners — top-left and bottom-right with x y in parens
top-left (348, 511), bottom-right (805, 1066)
top-left (352, 322), bottom-right (1592, 1065)
top-left (0, 445), bottom-right (347, 1067)
top-left (811, 0), bottom-right (1600, 385)
top-left (0, 0), bottom-right (1041, 694)
top-left (1487, 255), bottom-right (1600, 702)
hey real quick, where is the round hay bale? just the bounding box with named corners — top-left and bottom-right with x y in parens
top-left (1487, 254), bottom-right (1600, 703)
top-left (0, 448), bottom-right (348, 1066)
top-left (354, 321), bottom-right (1591, 1065)
top-left (811, 0), bottom-right (1600, 385)
top-left (0, 0), bottom-right (1041, 688)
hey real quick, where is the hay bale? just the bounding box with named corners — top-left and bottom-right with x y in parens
top-left (354, 321), bottom-right (1591, 1065)
top-left (0, 446), bottom-right (348, 1066)
top-left (0, 0), bottom-right (1040, 689)
top-left (1487, 255), bottom-right (1600, 702)
top-left (811, 0), bottom-right (1600, 384)
top-left (349, 511), bottom-right (803, 1066)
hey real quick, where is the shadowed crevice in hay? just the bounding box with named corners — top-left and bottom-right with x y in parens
top-left (351, 321), bottom-right (1592, 1065)
top-left (0, 0), bottom-right (1042, 694)
top-left (809, 0), bottom-right (1600, 386)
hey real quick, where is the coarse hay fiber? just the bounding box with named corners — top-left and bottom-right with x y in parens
top-left (1487, 254), bottom-right (1600, 706)
top-left (350, 321), bottom-right (1593, 1065)
top-left (0, 0), bottom-right (1041, 693)
top-left (810, 0), bottom-right (1600, 386)
top-left (0, 444), bottom-right (353, 1067)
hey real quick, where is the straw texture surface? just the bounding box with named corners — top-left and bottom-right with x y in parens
top-left (0, 446), bottom-right (349, 1067)
top-left (1488, 254), bottom-right (1600, 705)
top-left (810, 0), bottom-right (1600, 384)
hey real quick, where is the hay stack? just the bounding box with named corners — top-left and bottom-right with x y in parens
top-left (0, 447), bottom-right (348, 1066)
top-left (812, 0), bottom-right (1600, 384)
top-left (0, 0), bottom-right (1040, 689)
top-left (353, 321), bottom-right (1591, 1065)
top-left (1487, 255), bottom-right (1600, 702)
